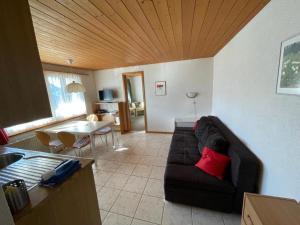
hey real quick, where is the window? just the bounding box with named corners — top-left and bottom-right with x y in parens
top-left (44, 71), bottom-right (86, 118)
top-left (5, 71), bottom-right (87, 136)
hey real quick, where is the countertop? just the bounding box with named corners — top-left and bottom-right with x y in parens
top-left (0, 147), bottom-right (94, 222)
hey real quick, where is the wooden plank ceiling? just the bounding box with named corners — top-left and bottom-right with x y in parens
top-left (29, 0), bottom-right (270, 70)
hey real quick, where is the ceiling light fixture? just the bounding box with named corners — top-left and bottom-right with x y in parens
top-left (65, 59), bottom-right (86, 93)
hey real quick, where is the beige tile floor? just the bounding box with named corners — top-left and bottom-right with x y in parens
top-left (80, 131), bottom-right (241, 225)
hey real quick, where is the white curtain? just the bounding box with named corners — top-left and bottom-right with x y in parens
top-left (44, 71), bottom-right (86, 119)
top-left (5, 71), bottom-right (86, 135)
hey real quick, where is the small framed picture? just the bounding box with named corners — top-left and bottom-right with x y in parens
top-left (155, 81), bottom-right (166, 96)
top-left (277, 33), bottom-right (300, 95)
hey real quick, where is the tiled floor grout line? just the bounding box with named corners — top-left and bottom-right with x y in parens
top-left (131, 167), bottom-right (152, 224)
top-left (130, 162), bottom-right (165, 225)
top-left (100, 188), bottom-right (122, 224)
top-left (99, 141), bottom-right (167, 224)
top-left (102, 212), bottom-right (133, 225)
top-left (99, 167), bottom-right (124, 221)
top-left (107, 164), bottom-right (138, 221)
top-left (100, 162), bottom-right (133, 223)
top-left (106, 176), bottom-right (162, 225)
top-left (100, 159), bottom-right (157, 224)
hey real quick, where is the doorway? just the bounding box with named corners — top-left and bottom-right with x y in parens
top-left (122, 71), bottom-right (147, 132)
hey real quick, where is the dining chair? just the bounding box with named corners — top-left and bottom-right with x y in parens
top-left (135, 102), bottom-right (145, 116)
top-left (86, 114), bottom-right (117, 146)
top-left (129, 103), bottom-right (137, 117)
top-left (35, 131), bottom-right (63, 153)
top-left (57, 132), bottom-right (90, 156)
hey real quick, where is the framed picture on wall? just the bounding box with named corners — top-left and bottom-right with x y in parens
top-left (277, 33), bottom-right (300, 95)
top-left (155, 81), bottom-right (166, 96)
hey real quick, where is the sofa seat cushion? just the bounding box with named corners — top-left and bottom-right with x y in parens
top-left (165, 164), bottom-right (235, 194)
top-left (171, 133), bottom-right (185, 145)
top-left (168, 133), bottom-right (200, 165)
top-left (167, 147), bottom-right (200, 165)
top-left (173, 133), bottom-right (197, 146)
top-left (170, 132), bottom-right (198, 152)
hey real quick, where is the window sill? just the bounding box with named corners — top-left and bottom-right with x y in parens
top-left (7, 114), bottom-right (86, 138)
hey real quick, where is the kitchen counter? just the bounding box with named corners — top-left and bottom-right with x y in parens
top-left (0, 147), bottom-right (100, 225)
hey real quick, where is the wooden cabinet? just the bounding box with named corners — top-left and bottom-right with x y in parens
top-left (242, 193), bottom-right (300, 225)
top-left (0, 0), bottom-right (51, 127)
top-left (15, 164), bottom-right (101, 225)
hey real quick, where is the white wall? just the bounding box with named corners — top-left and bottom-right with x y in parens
top-left (42, 63), bottom-right (97, 114)
top-left (93, 58), bottom-right (213, 132)
top-left (212, 0), bottom-right (300, 200)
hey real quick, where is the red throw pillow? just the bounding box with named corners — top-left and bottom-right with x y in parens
top-left (195, 147), bottom-right (230, 180)
top-left (0, 128), bottom-right (9, 145)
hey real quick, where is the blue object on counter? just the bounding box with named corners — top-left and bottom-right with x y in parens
top-left (40, 159), bottom-right (81, 187)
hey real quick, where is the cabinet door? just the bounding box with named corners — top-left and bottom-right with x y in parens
top-left (0, 0), bottom-right (51, 127)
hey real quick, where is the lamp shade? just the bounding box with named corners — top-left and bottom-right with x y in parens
top-left (66, 81), bottom-right (86, 93)
top-left (186, 92), bottom-right (198, 98)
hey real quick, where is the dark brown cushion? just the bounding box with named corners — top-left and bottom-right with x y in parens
top-left (205, 132), bottom-right (229, 154)
top-left (194, 117), bottom-right (210, 141)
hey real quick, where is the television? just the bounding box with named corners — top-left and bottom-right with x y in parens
top-left (99, 89), bottom-right (114, 101)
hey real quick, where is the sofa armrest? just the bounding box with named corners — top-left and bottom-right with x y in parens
top-left (229, 151), bottom-right (260, 212)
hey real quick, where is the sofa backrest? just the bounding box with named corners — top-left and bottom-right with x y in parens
top-left (208, 116), bottom-right (260, 212)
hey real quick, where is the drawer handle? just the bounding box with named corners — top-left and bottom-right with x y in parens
top-left (247, 214), bottom-right (254, 225)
